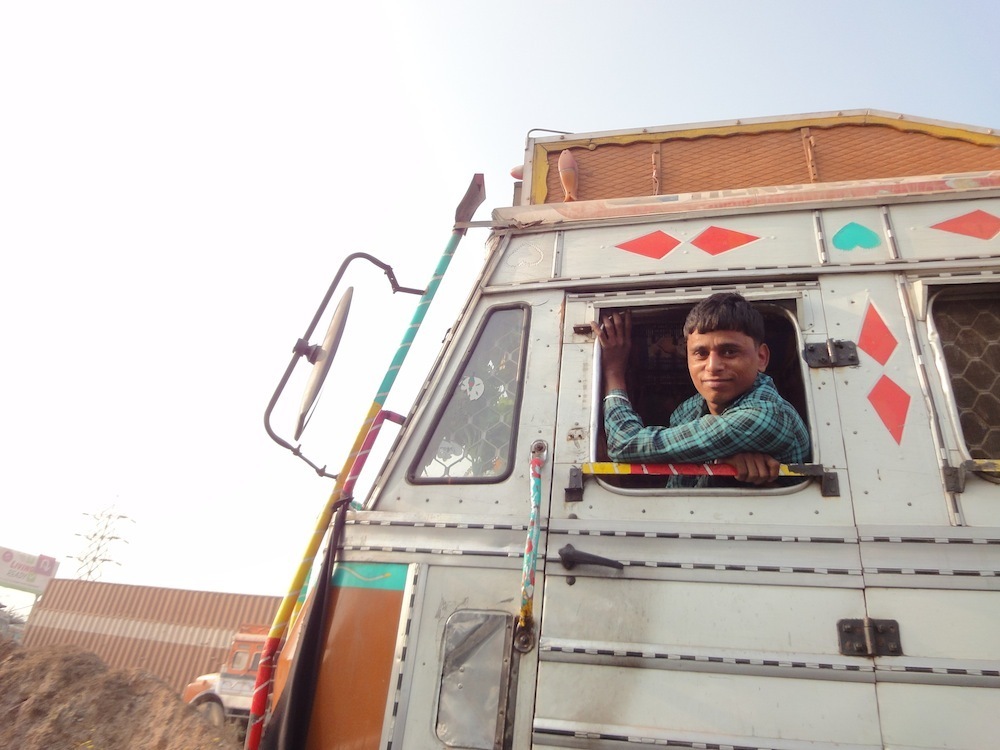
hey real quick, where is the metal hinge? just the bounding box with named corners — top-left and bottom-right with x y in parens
top-left (838, 618), bottom-right (902, 656)
top-left (803, 339), bottom-right (859, 368)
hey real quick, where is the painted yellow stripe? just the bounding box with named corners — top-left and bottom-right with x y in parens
top-left (580, 462), bottom-right (812, 477)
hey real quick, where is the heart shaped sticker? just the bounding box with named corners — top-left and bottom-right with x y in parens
top-left (832, 222), bottom-right (881, 251)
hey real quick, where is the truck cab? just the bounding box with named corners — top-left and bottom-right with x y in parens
top-left (253, 110), bottom-right (1000, 750)
top-left (183, 624), bottom-right (267, 728)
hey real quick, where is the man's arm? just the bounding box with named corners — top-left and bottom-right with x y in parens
top-left (592, 314), bottom-right (804, 485)
top-left (590, 310), bottom-right (630, 393)
top-left (603, 391), bottom-right (807, 467)
top-left (723, 452), bottom-right (782, 486)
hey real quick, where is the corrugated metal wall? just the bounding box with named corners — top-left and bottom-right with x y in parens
top-left (22, 579), bottom-right (281, 695)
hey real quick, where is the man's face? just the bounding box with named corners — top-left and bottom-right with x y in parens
top-left (686, 329), bottom-right (769, 415)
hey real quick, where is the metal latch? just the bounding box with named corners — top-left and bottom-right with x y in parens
top-left (944, 459), bottom-right (1000, 493)
top-left (838, 618), bottom-right (902, 656)
top-left (803, 339), bottom-right (859, 368)
top-left (565, 466), bottom-right (584, 502)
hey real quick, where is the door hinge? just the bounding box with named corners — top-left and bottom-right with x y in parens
top-left (803, 339), bottom-right (859, 368)
top-left (837, 618), bottom-right (902, 656)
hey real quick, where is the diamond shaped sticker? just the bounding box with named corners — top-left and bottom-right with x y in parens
top-left (691, 226), bottom-right (760, 255)
top-left (868, 374), bottom-right (911, 445)
top-left (930, 209), bottom-right (1000, 240)
top-left (858, 303), bottom-right (897, 366)
top-left (616, 230), bottom-right (681, 259)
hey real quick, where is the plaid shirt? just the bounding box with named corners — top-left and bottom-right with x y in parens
top-left (604, 373), bottom-right (810, 488)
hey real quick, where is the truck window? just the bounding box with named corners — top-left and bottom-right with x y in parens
top-left (929, 289), bottom-right (1000, 470)
top-left (595, 301), bottom-right (809, 489)
top-left (230, 649), bottom-right (250, 672)
top-left (409, 305), bottom-right (529, 483)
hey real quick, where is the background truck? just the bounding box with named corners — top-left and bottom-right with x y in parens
top-left (250, 109), bottom-right (1000, 750)
top-left (182, 624), bottom-right (267, 728)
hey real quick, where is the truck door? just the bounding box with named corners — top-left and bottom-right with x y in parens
top-left (540, 284), bottom-right (882, 750)
top-left (820, 251), bottom-right (1000, 749)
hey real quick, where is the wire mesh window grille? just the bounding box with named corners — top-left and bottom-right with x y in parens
top-left (412, 306), bottom-right (527, 481)
top-left (931, 293), bottom-right (1000, 460)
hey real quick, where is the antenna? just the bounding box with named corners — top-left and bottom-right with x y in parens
top-left (70, 506), bottom-right (134, 581)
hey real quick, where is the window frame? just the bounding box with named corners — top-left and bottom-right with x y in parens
top-left (587, 293), bottom-right (814, 496)
top-left (924, 282), bottom-right (1000, 464)
top-left (407, 303), bottom-right (531, 485)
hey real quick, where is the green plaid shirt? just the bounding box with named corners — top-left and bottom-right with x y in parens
top-left (604, 373), bottom-right (810, 487)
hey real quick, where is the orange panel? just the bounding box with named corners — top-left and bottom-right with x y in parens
top-left (306, 571), bottom-right (406, 750)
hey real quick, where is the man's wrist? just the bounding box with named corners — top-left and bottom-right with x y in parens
top-left (604, 389), bottom-right (631, 404)
top-left (603, 373), bottom-right (627, 393)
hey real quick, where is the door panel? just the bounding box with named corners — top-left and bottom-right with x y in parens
top-left (819, 274), bottom-right (952, 526)
top-left (534, 663), bottom-right (882, 748)
top-left (876, 683), bottom-right (1000, 750)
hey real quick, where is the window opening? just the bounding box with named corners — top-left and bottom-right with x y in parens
top-left (929, 290), bottom-right (1000, 480)
top-left (230, 649), bottom-right (250, 672)
top-left (595, 301), bottom-right (809, 490)
top-left (410, 306), bottom-right (529, 482)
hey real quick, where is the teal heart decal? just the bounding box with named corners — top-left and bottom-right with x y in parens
top-left (832, 222), bottom-right (881, 250)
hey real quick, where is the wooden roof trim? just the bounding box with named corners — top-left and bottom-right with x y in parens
top-left (504, 170), bottom-right (1000, 229)
top-left (529, 111), bottom-right (1000, 204)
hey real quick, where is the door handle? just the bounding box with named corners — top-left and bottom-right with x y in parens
top-left (557, 544), bottom-right (624, 571)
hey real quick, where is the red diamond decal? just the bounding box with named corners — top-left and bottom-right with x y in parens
top-left (857, 303), bottom-right (897, 366)
top-left (691, 226), bottom-right (760, 255)
top-left (930, 209), bottom-right (1000, 240)
top-left (616, 230), bottom-right (681, 259)
top-left (868, 375), bottom-right (910, 445)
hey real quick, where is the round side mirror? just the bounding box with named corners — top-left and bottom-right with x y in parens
top-left (295, 286), bottom-right (353, 440)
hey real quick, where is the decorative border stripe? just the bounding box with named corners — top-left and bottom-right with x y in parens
top-left (350, 519), bottom-right (530, 531)
top-left (559, 529), bottom-right (854, 543)
top-left (865, 567), bottom-right (1000, 576)
top-left (342, 545), bottom-right (522, 558)
top-left (861, 536), bottom-right (1000, 545)
top-left (542, 644), bottom-right (864, 673)
top-left (616, 560), bottom-right (859, 576)
top-left (384, 566), bottom-right (418, 750)
top-left (534, 726), bottom-right (776, 749)
top-left (889, 665), bottom-right (1000, 677)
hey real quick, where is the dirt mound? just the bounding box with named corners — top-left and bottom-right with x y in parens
top-left (0, 636), bottom-right (243, 750)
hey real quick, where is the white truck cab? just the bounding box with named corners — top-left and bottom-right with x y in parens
top-left (252, 110), bottom-right (1000, 750)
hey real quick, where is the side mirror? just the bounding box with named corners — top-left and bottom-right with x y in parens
top-left (294, 286), bottom-right (353, 440)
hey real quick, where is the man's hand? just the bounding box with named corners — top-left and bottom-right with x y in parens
top-left (591, 310), bottom-right (631, 393)
top-left (721, 452), bottom-right (781, 485)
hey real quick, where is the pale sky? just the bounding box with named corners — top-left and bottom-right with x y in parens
top-left (3, 0), bottom-right (999, 618)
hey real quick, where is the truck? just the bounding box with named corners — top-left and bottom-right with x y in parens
top-left (249, 109), bottom-right (1000, 750)
top-left (182, 624), bottom-right (268, 728)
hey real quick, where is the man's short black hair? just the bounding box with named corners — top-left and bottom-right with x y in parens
top-left (683, 292), bottom-right (766, 345)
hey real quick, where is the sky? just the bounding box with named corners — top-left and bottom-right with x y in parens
top-left (3, 0), bottom-right (1000, 619)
